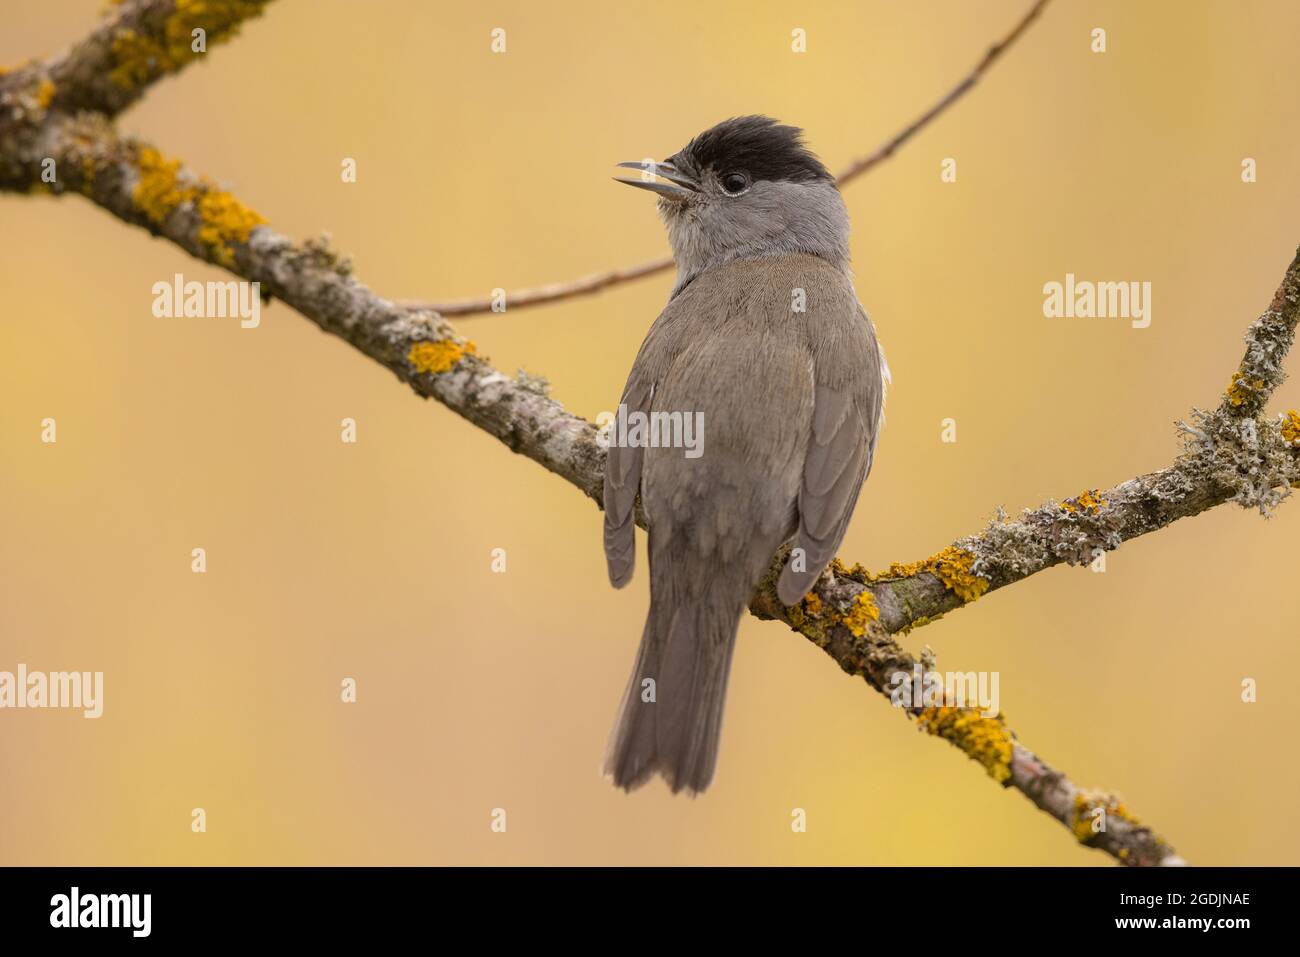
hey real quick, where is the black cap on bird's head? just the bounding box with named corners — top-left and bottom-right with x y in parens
top-left (614, 116), bottom-right (850, 284)
top-left (615, 115), bottom-right (833, 201)
top-left (679, 115), bottom-right (832, 185)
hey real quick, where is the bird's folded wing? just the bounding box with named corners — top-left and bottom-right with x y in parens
top-left (603, 378), bottom-right (653, 587)
top-left (777, 355), bottom-right (881, 607)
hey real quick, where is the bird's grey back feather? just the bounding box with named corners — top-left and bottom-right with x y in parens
top-left (603, 253), bottom-right (882, 793)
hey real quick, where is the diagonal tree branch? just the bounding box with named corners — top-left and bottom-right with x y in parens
top-left (34, 0), bottom-right (271, 118)
top-left (403, 0), bottom-right (1053, 317)
top-left (7, 0), bottom-right (1296, 866)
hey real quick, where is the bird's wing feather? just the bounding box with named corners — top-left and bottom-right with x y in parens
top-left (602, 292), bottom-right (697, 587)
top-left (603, 376), bottom-right (652, 587)
top-left (777, 304), bottom-right (883, 606)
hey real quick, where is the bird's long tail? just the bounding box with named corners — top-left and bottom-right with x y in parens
top-left (604, 573), bottom-right (742, 795)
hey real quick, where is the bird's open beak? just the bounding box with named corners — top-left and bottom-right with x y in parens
top-left (614, 160), bottom-right (699, 201)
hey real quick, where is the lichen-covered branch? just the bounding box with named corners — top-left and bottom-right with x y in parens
top-left (0, 112), bottom-right (610, 506)
top-left (748, 569), bottom-right (1184, 867)
top-left (0, 0), bottom-right (274, 191)
top-left (9, 0), bottom-right (1295, 867)
top-left (847, 250), bottom-right (1300, 636)
top-left (402, 0), bottom-right (1054, 317)
top-left (6, 0), bottom-right (275, 118)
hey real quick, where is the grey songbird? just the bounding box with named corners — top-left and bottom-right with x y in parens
top-left (603, 116), bottom-right (887, 794)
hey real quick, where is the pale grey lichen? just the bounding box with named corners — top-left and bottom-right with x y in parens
top-left (1178, 406), bottom-right (1299, 515)
top-left (960, 490), bottom-right (1125, 584)
top-left (515, 370), bottom-right (551, 396)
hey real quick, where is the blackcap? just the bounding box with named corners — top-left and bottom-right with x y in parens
top-left (603, 116), bottom-right (886, 794)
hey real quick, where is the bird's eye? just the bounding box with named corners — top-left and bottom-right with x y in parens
top-left (720, 172), bottom-right (750, 196)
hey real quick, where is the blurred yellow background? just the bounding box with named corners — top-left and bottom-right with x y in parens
top-left (2, 0), bottom-right (1298, 866)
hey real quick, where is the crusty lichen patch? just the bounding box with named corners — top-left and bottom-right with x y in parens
top-left (784, 589), bottom-right (831, 644)
top-left (1061, 488), bottom-right (1107, 513)
top-left (108, 29), bottom-right (168, 89)
top-left (108, 0), bottom-right (270, 90)
top-left (132, 145), bottom-right (265, 265)
top-left (840, 590), bottom-right (880, 637)
top-left (917, 706), bottom-right (1014, 783)
top-left (829, 557), bottom-right (870, 582)
top-left (133, 146), bottom-right (188, 220)
top-left (407, 339), bottom-right (477, 375)
top-left (195, 189), bottom-right (264, 261)
top-left (1226, 371), bottom-right (1267, 409)
top-left (874, 546), bottom-right (991, 603)
top-left (1180, 401), bottom-right (1300, 514)
top-left (1071, 790), bottom-right (1138, 844)
top-left (1282, 410), bottom-right (1300, 445)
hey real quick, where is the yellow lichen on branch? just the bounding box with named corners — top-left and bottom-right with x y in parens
top-left (840, 590), bottom-right (880, 637)
top-left (780, 580), bottom-right (878, 641)
top-left (1227, 371), bottom-right (1267, 408)
top-left (1072, 790), bottom-right (1139, 845)
top-left (407, 340), bottom-right (477, 375)
top-left (1281, 410), bottom-right (1300, 445)
top-left (783, 590), bottom-right (829, 642)
top-left (132, 146), bottom-right (191, 218)
top-left (1061, 488), bottom-right (1107, 513)
top-left (195, 190), bottom-right (264, 261)
top-left (917, 706), bottom-right (1014, 783)
top-left (873, 546), bottom-right (991, 603)
top-left (132, 145), bottom-right (264, 265)
top-left (108, 0), bottom-right (271, 90)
